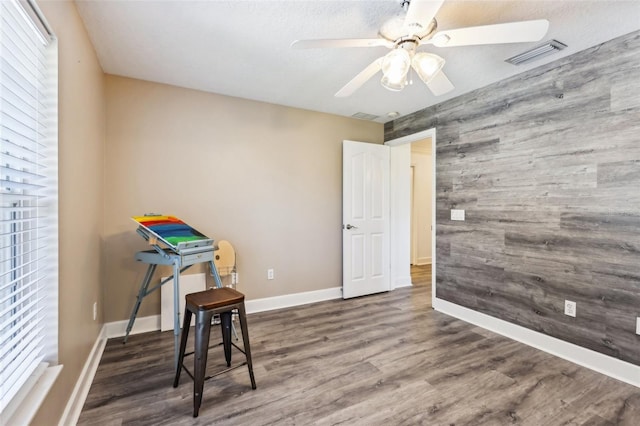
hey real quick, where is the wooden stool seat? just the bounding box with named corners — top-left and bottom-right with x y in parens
top-left (173, 287), bottom-right (256, 417)
top-left (186, 287), bottom-right (244, 311)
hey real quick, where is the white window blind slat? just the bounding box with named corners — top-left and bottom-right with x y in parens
top-left (1, 342), bottom-right (43, 406)
top-left (0, 274), bottom-right (45, 302)
top-left (0, 268), bottom-right (41, 294)
top-left (0, 308), bottom-right (42, 361)
top-left (0, 216), bottom-right (43, 226)
top-left (0, 236), bottom-right (45, 255)
top-left (0, 67), bottom-right (48, 115)
top-left (0, 36), bottom-right (46, 85)
top-left (1, 98), bottom-right (40, 133)
top-left (1, 112), bottom-right (43, 145)
top-left (0, 61), bottom-right (45, 107)
top-left (1, 166), bottom-right (45, 182)
top-left (0, 205), bottom-right (40, 213)
top-left (0, 297), bottom-right (41, 333)
top-left (0, 179), bottom-right (44, 192)
top-left (0, 136), bottom-right (45, 161)
top-left (0, 225), bottom-right (45, 238)
top-left (0, 0), bottom-right (57, 416)
top-left (0, 152), bottom-right (43, 171)
top-left (0, 70), bottom-right (47, 120)
top-left (0, 338), bottom-right (43, 388)
top-left (0, 295), bottom-right (40, 329)
top-left (1, 80), bottom-right (43, 118)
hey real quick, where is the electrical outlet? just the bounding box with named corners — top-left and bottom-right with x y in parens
top-left (93, 302), bottom-right (97, 321)
top-left (636, 317), bottom-right (640, 335)
top-left (564, 300), bottom-right (576, 317)
top-left (267, 269), bottom-right (274, 280)
top-left (451, 209), bottom-right (465, 221)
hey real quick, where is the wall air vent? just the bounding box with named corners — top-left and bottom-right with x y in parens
top-left (505, 39), bottom-right (567, 65)
top-left (351, 112), bottom-right (379, 121)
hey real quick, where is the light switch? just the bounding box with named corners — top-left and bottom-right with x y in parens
top-left (451, 209), bottom-right (465, 221)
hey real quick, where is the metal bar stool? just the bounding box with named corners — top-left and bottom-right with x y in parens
top-left (173, 287), bottom-right (256, 417)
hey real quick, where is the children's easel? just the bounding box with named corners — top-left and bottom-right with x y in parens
top-left (124, 215), bottom-right (224, 369)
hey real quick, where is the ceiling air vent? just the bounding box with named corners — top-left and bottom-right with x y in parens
top-left (505, 39), bottom-right (567, 65)
top-left (351, 112), bottom-right (379, 121)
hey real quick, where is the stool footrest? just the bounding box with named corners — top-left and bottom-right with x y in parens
top-left (178, 361), bottom-right (248, 383)
top-left (181, 341), bottom-right (246, 359)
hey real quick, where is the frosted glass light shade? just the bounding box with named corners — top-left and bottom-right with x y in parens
top-left (412, 52), bottom-right (445, 84)
top-left (381, 48), bottom-right (411, 91)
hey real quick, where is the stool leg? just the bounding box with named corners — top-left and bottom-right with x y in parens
top-left (173, 307), bottom-right (192, 388)
top-left (220, 311), bottom-right (232, 367)
top-left (193, 310), bottom-right (213, 418)
top-left (237, 303), bottom-right (256, 390)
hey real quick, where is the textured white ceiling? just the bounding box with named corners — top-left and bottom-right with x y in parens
top-left (75, 0), bottom-right (640, 123)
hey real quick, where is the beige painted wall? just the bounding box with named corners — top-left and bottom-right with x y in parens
top-left (104, 75), bottom-right (383, 322)
top-left (411, 138), bottom-right (432, 265)
top-left (33, 1), bottom-right (105, 424)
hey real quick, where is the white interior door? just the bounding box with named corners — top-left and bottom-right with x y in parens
top-left (343, 140), bottom-right (390, 299)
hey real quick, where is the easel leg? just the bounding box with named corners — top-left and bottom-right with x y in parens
top-left (209, 261), bottom-right (239, 340)
top-left (124, 264), bottom-right (157, 343)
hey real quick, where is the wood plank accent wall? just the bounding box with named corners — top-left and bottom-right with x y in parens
top-left (385, 31), bottom-right (640, 366)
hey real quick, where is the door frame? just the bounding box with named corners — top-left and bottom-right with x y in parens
top-left (385, 128), bottom-right (436, 299)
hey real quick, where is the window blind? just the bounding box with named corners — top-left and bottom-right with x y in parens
top-left (0, 0), bottom-right (57, 416)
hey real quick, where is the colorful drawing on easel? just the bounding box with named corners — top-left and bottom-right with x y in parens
top-left (132, 215), bottom-right (209, 247)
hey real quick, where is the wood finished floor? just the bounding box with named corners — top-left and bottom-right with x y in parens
top-left (79, 270), bottom-right (640, 425)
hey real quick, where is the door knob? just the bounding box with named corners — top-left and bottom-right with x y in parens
top-left (345, 224), bottom-right (358, 230)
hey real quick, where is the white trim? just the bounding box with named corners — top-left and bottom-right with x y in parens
top-left (3, 363), bottom-right (62, 426)
top-left (104, 315), bottom-right (161, 339)
top-left (103, 287), bottom-right (344, 338)
top-left (433, 297), bottom-right (640, 388)
top-left (414, 257), bottom-right (432, 266)
top-left (430, 134), bottom-right (436, 301)
top-left (245, 287), bottom-right (342, 314)
top-left (385, 128), bottom-right (436, 147)
top-left (58, 326), bottom-right (107, 426)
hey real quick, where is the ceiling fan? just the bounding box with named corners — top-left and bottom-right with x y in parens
top-left (291, 0), bottom-right (549, 97)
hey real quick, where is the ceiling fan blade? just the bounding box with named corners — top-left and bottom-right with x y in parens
top-left (426, 70), bottom-right (454, 96)
top-left (291, 39), bottom-right (394, 49)
top-left (431, 19), bottom-right (549, 47)
top-left (335, 58), bottom-right (383, 98)
top-left (404, 0), bottom-right (445, 35)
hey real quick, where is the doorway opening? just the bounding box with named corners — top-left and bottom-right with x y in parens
top-left (386, 128), bottom-right (436, 306)
top-left (409, 138), bottom-right (433, 302)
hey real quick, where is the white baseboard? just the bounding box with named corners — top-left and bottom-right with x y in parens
top-left (58, 325), bottom-right (108, 426)
top-left (393, 276), bottom-right (413, 288)
top-left (414, 257), bottom-right (432, 266)
top-left (103, 287), bottom-right (344, 339)
top-left (245, 287), bottom-right (342, 314)
top-left (104, 315), bottom-right (161, 339)
top-left (433, 297), bottom-right (640, 388)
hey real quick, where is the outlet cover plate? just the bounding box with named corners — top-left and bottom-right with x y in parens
top-left (564, 300), bottom-right (576, 317)
top-left (451, 209), bottom-right (465, 221)
top-left (636, 317), bottom-right (640, 335)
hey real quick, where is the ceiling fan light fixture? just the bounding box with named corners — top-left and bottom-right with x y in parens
top-left (411, 52), bottom-right (445, 84)
top-left (381, 48), bottom-right (411, 91)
